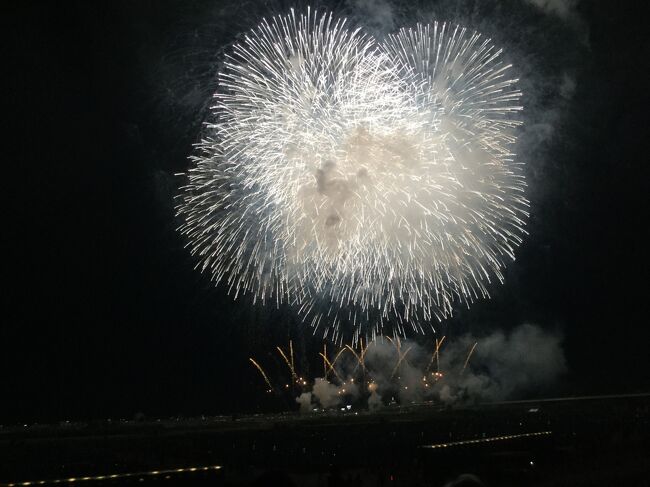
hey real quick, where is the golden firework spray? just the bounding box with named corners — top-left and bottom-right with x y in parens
top-left (249, 358), bottom-right (273, 392)
top-left (461, 342), bottom-right (478, 374)
top-left (276, 346), bottom-right (297, 381)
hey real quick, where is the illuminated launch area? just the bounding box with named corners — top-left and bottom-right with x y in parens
top-left (178, 8), bottom-right (527, 342)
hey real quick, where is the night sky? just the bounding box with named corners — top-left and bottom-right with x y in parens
top-left (4, 0), bottom-right (649, 424)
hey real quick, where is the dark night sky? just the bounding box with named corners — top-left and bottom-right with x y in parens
top-left (4, 1), bottom-right (649, 424)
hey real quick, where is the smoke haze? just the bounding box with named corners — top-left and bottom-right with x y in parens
top-left (297, 324), bottom-right (566, 411)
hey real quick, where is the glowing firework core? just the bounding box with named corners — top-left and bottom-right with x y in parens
top-left (179, 9), bottom-right (528, 342)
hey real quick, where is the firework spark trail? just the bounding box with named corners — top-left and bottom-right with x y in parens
top-left (327, 347), bottom-right (347, 376)
top-left (319, 352), bottom-right (344, 382)
top-left (249, 358), bottom-right (274, 392)
top-left (359, 337), bottom-right (369, 363)
top-left (276, 346), bottom-right (298, 382)
top-left (385, 336), bottom-right (400, 353)
top-left (178, 8), bottom-right (527, 342)
top-left (390, 345), bottom-right (413, 379)
top-left (425, 335), bottom-right (446, 373)
top-left (345, 344), bottom-right (366, 374)
top-left (436, 336), bottom-right (446, 373)
top-left (461, 341), bottom-right (478, 374)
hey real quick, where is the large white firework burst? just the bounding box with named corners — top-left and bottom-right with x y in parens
top-left (178, 8), bottom-right (528, 343)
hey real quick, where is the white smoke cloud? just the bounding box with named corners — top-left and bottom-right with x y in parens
top-left (368, 390), bottom-right (383, 411)
top-left (522, 0), bottom-right (589, 46)
top-left (311, 378), bottom-right (342, 409)
top-left (524, 0), bottom-right (578, 20)
top-left (559, 72), bottom-right (577, 100)
top-left (347, 0), bottom-right (396, 35)
top-left (295, 392), bottom-right (313, 413)
top-left (433, 324), bottom-right (567, 404)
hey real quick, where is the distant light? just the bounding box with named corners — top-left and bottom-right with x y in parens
top-left (4, 464), bottom-right (224, 486)
top-left (421, 431), bottom-right (552, 449)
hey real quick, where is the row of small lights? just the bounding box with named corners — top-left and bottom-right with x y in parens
top-left (421, 430), bottom-right (552, 449)
top-left (1, 465), bottom-right (222, 487)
